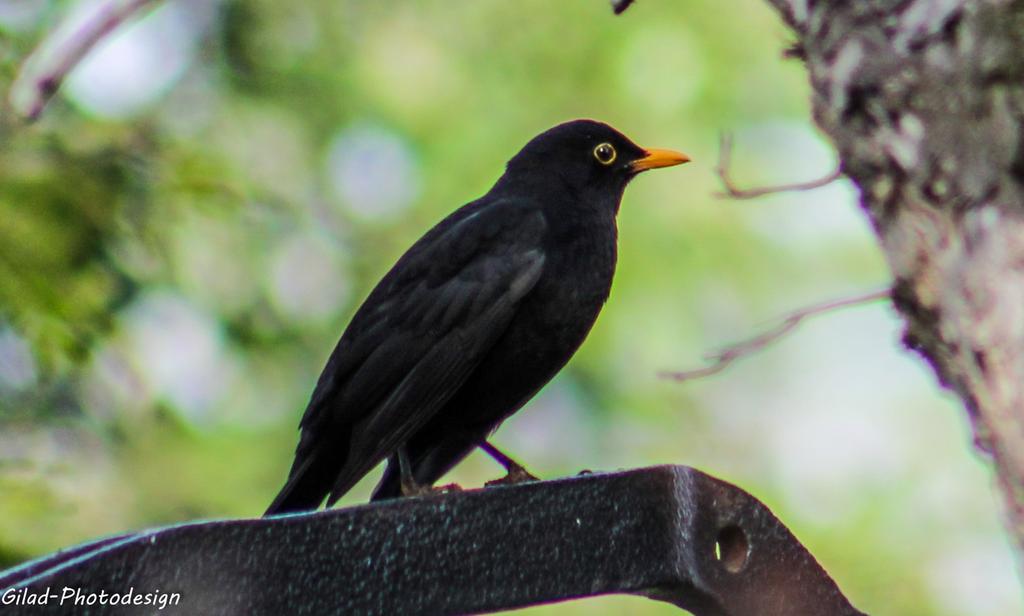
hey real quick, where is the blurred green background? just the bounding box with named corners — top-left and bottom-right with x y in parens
top-left (0, 0), bottom-right (1020, 614)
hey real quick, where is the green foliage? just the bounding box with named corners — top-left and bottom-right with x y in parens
top-left (0, 2), bottom-right (1018, 615)
top-left (0, 129), bottom-right (136, 367)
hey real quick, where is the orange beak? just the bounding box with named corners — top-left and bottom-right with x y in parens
top-left (630, 148), bottom-right (691, 172)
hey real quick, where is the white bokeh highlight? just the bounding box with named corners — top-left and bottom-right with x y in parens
top-left (267, 230), bottom-right (350, 325)
top-left (325, 123), bottom-right (421, 220)
top-left (63, 0), bottom-right (202, 119)
top-left (118, 291), bottom-right (239, 424)
top-left (0, 326), bottom-right (38, 392)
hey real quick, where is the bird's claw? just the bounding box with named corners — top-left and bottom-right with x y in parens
top-left (400, 481), bottom-right (463, 498)
top-left (485, 466), bottom-right (539, 488)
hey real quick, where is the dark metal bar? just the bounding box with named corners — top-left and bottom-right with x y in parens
top-left (0, 465), bottom-right (866, 615)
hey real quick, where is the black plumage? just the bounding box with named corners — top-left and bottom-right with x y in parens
top-left (265, 119), bottom-right (688, 515)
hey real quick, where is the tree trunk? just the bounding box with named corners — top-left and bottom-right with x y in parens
top-left (762, 0), bottom-right (1024, 554)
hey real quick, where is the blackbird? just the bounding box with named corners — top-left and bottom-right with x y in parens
top-left (265, 119), bottom-right (689, 515)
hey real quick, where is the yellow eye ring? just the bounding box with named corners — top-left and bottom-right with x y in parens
top-left (593, 142), bottom-right (617, 165)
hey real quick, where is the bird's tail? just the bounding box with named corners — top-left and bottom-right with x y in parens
top-left (264, 447), bottom-right (340, 516)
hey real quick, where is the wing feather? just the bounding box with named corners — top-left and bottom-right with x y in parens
top-left (278, 199), bottom-right (548, 507)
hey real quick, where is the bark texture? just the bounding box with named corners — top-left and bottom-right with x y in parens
top-left (764, 0), bottom-right (1024, 552)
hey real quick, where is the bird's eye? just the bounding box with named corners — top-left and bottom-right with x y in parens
top-left (593, 142), bottom-right (617, 165)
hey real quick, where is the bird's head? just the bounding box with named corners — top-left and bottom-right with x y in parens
top-left (499, 119), bottom-right (690, 210)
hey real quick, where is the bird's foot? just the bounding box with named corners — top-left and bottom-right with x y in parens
top-left (485, 465), bottom-right (539, 488)
top-left (400, 480), bottom-right (463, 498)
top-left (399, 477), bottom-right (432, 497)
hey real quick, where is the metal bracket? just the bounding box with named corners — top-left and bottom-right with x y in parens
top-left (1, 465), bottom-right (866, 615)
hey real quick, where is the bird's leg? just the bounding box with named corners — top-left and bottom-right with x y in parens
top-left (480, 441), bottom-right (539, 487)
top-left (398, 447), bottom-right (433, 497)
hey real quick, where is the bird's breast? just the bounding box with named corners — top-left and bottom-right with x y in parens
top-left (438, 221), bottom-right (617, 432)
top-left (518, 222), bottom-right (617, 354)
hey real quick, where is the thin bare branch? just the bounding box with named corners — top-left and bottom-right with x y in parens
top-left (661, 288), bottom-right (891, 382)
top-left (8, 0), bottom-right (161, 121)
top-left (611, 0), bottom-right (636, 15)
top-left (715, 132), bottom-right (843, 199)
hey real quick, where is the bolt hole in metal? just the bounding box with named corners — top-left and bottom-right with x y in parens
top-left (714, 524), bottom-right (749, 573)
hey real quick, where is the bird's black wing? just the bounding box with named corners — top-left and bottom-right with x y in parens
top-left (266, 199), bottom-right (547, 514)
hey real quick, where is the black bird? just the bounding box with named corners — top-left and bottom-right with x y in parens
top-left (266, 119), bottom-right (689, 515)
